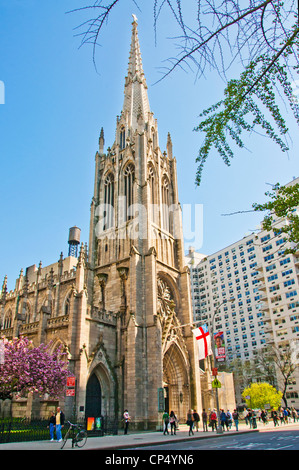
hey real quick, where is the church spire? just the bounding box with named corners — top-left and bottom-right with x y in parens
top-left (122, 15), bottom-right (151, 130)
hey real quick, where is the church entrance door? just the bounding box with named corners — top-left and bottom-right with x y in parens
top-left (85, 374), bottom-right (102, 420)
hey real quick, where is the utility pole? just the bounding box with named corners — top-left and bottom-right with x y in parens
top-left (173, 297), bottom-right (234, 434)
top-left (209, 298), bottom-right (234, 434)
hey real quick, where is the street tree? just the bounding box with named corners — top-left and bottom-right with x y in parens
top-left (269, 342), bottom-right (299, 407)
top-left (253, 182), bottom-right (299, 254)
top-left (0, 336), bottom-right (69, 400)
top-left (242, 382), bottom-right (283, 409)
top-left (69, 1), bottom-right (299, 184)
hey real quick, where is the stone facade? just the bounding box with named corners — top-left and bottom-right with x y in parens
top-left (0, 18), bottom-right (202, 429)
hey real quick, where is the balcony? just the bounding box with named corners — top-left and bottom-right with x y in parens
top-left (47, 314), bottom-right (69, 331)
top-left (260, 302), bottom-right (270, 311)
top-left (19, 321), bottom-right (39, 336)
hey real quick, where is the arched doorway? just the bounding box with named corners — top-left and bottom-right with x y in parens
top-left (85, 374), bottom-right (102, 419)
top-left (163, 342), bottom-right (190, 422)
top-left (157, 273), bottom-right (191, 422)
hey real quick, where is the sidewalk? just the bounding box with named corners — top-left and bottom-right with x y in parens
top-left (0, 421), bottom-right (298, 450)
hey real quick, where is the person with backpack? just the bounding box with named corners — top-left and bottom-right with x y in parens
top-left (226, 410), bottom-right (233, 430)
top-left (162, 410), bottom-right (170, 435)
top-left (192, 409), bottom-right (200, 432)
top-left (232, 409), bottom-right (239, 431)
top-left (220, 409), bottom-right (227, 431)
top-left (202, 409), bottom-right (208, 432)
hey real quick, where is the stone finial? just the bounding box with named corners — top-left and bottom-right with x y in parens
top-left (1, 275), bottom-right (7, 303)
top-left (167, 132), bottom-right (173, 159)
top-left (99, 127), bottom-right (104, 153)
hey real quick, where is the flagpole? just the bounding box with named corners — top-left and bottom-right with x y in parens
top-left (173, 298), bottom-right (234, 434)
top-left (210, 298), bottom-right (234, 434)
top-left (172, 320), bottom-right (202, 329)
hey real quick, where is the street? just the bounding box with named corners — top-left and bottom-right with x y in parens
top-left (125, 425), bottom-right (299, 451)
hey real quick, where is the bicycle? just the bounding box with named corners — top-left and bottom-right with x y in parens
top-left (61, 421), bottom-right (88, 449)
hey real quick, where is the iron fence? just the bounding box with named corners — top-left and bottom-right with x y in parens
top-left (0, 416), bottom-right (119, 444)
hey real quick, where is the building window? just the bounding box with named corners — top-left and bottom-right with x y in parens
top-left (148, 165), bottom-right (156, 222)
top-left (124, 163), bottom-right (135, 220)
top-left (104, 173), bottom-right (114, 229)
top-left (2, 310), bottom-right (12, 329)
top-left (162, 175), bottom-right (170, 232)
top-left (64, 293), bottom-right (71, 316)
top-left (120, 127), bottom-right (126, 149)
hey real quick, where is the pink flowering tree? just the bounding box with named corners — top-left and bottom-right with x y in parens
top-left (0, 336), bottom-right (69, 400)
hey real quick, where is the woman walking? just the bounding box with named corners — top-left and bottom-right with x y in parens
top-left (169, 411), bottom-right (177, 435)
top-left (187, 409), bottom-right (194, 436)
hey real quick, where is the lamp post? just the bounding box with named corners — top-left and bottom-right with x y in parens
top-left (172, 297), bottom-right (234, 433)
top-left (210, 298), bottom-right (234, 434)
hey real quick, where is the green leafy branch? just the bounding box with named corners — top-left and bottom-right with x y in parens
top-left (195, 26), bottom-right (299, 186)
top-left (253, 182), bottom-right (299, 253)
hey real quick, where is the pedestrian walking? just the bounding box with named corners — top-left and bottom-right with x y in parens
top-left (55, 406), bottom-right (65, 442)
top-left (244, 409), bottom-right (249, 426)
top-left (232, 409), bottom-right (239, 431)
top-left (186, 409), bottom-right (194, 436)
top-left (123, 409), bottom-right (131, 434)
top-left (209, 409), bottom-right (217, 432)
top-left (252, 409), bottom-right (257, 429)
top-left (48, 411), bottom-right (56, 441)
top-left (279, 407), bottom-right (285, 425)
top-left (291, 407), bottom-right (298, 423)
top-left (162, 410), bottom-right (170, 435)
top-left (247, 409), bottom-right (253, 428)
top-left (220, 409), bottom-right (227, 431)
top-left (202, 409), bottom-right (208, 432)
top-left (283, 408), bottom-right (288, 424)
top-left (271, 409), bottom-right (279, 427)
top-left (226, 410), bottom-right (233, 430)
top-left (192, 409), bottom-right (200, 432)
top-left (261, 409), bottom-right (268, 425)
top-left (169, 411), bottom-right (177, 435)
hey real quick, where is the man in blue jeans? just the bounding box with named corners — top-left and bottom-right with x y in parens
top-left (55, 407), bottom-right (65, 442)
top-left (232, 410), bottom-right (239, 431)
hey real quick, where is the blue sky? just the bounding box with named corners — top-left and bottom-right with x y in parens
top-left (0, 1), bottom-right (298, 291)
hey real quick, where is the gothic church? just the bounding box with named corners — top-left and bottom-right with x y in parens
top-left (0, 17), bottom-right (202, 429)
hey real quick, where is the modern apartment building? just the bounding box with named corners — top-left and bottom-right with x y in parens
top-left (185, 177), bottom-right (299, 408)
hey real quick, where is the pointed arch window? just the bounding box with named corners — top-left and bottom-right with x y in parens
top-left (104, 173), bottom-right (114, 230)
top-left (120, 127), bottom-right (126, 150)
top-left (148, 165), bottom-right (156, 222)
top-left (2, 310), bottom-right (12, 329)
top-left (64, 292), bottom-right (72, 316)
top-left (24, 302), bottom-right (31, 324)
top-left (162, 175), bottom-right (170, 232)
top-left (124, 163), bottom-right (135, 220)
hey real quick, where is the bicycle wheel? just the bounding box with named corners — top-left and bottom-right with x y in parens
top-left (60, 429), bottom-right (70, 450)
top-left (75, 430), bottom-right (88, 448)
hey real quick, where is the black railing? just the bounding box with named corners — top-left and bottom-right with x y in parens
top-left (0, 418), bottom-right (50, 443)
top-left (0, 416), bottom-right (119, 444)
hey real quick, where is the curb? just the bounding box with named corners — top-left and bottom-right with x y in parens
top-left (87, 429), bottom-right (260, 450)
